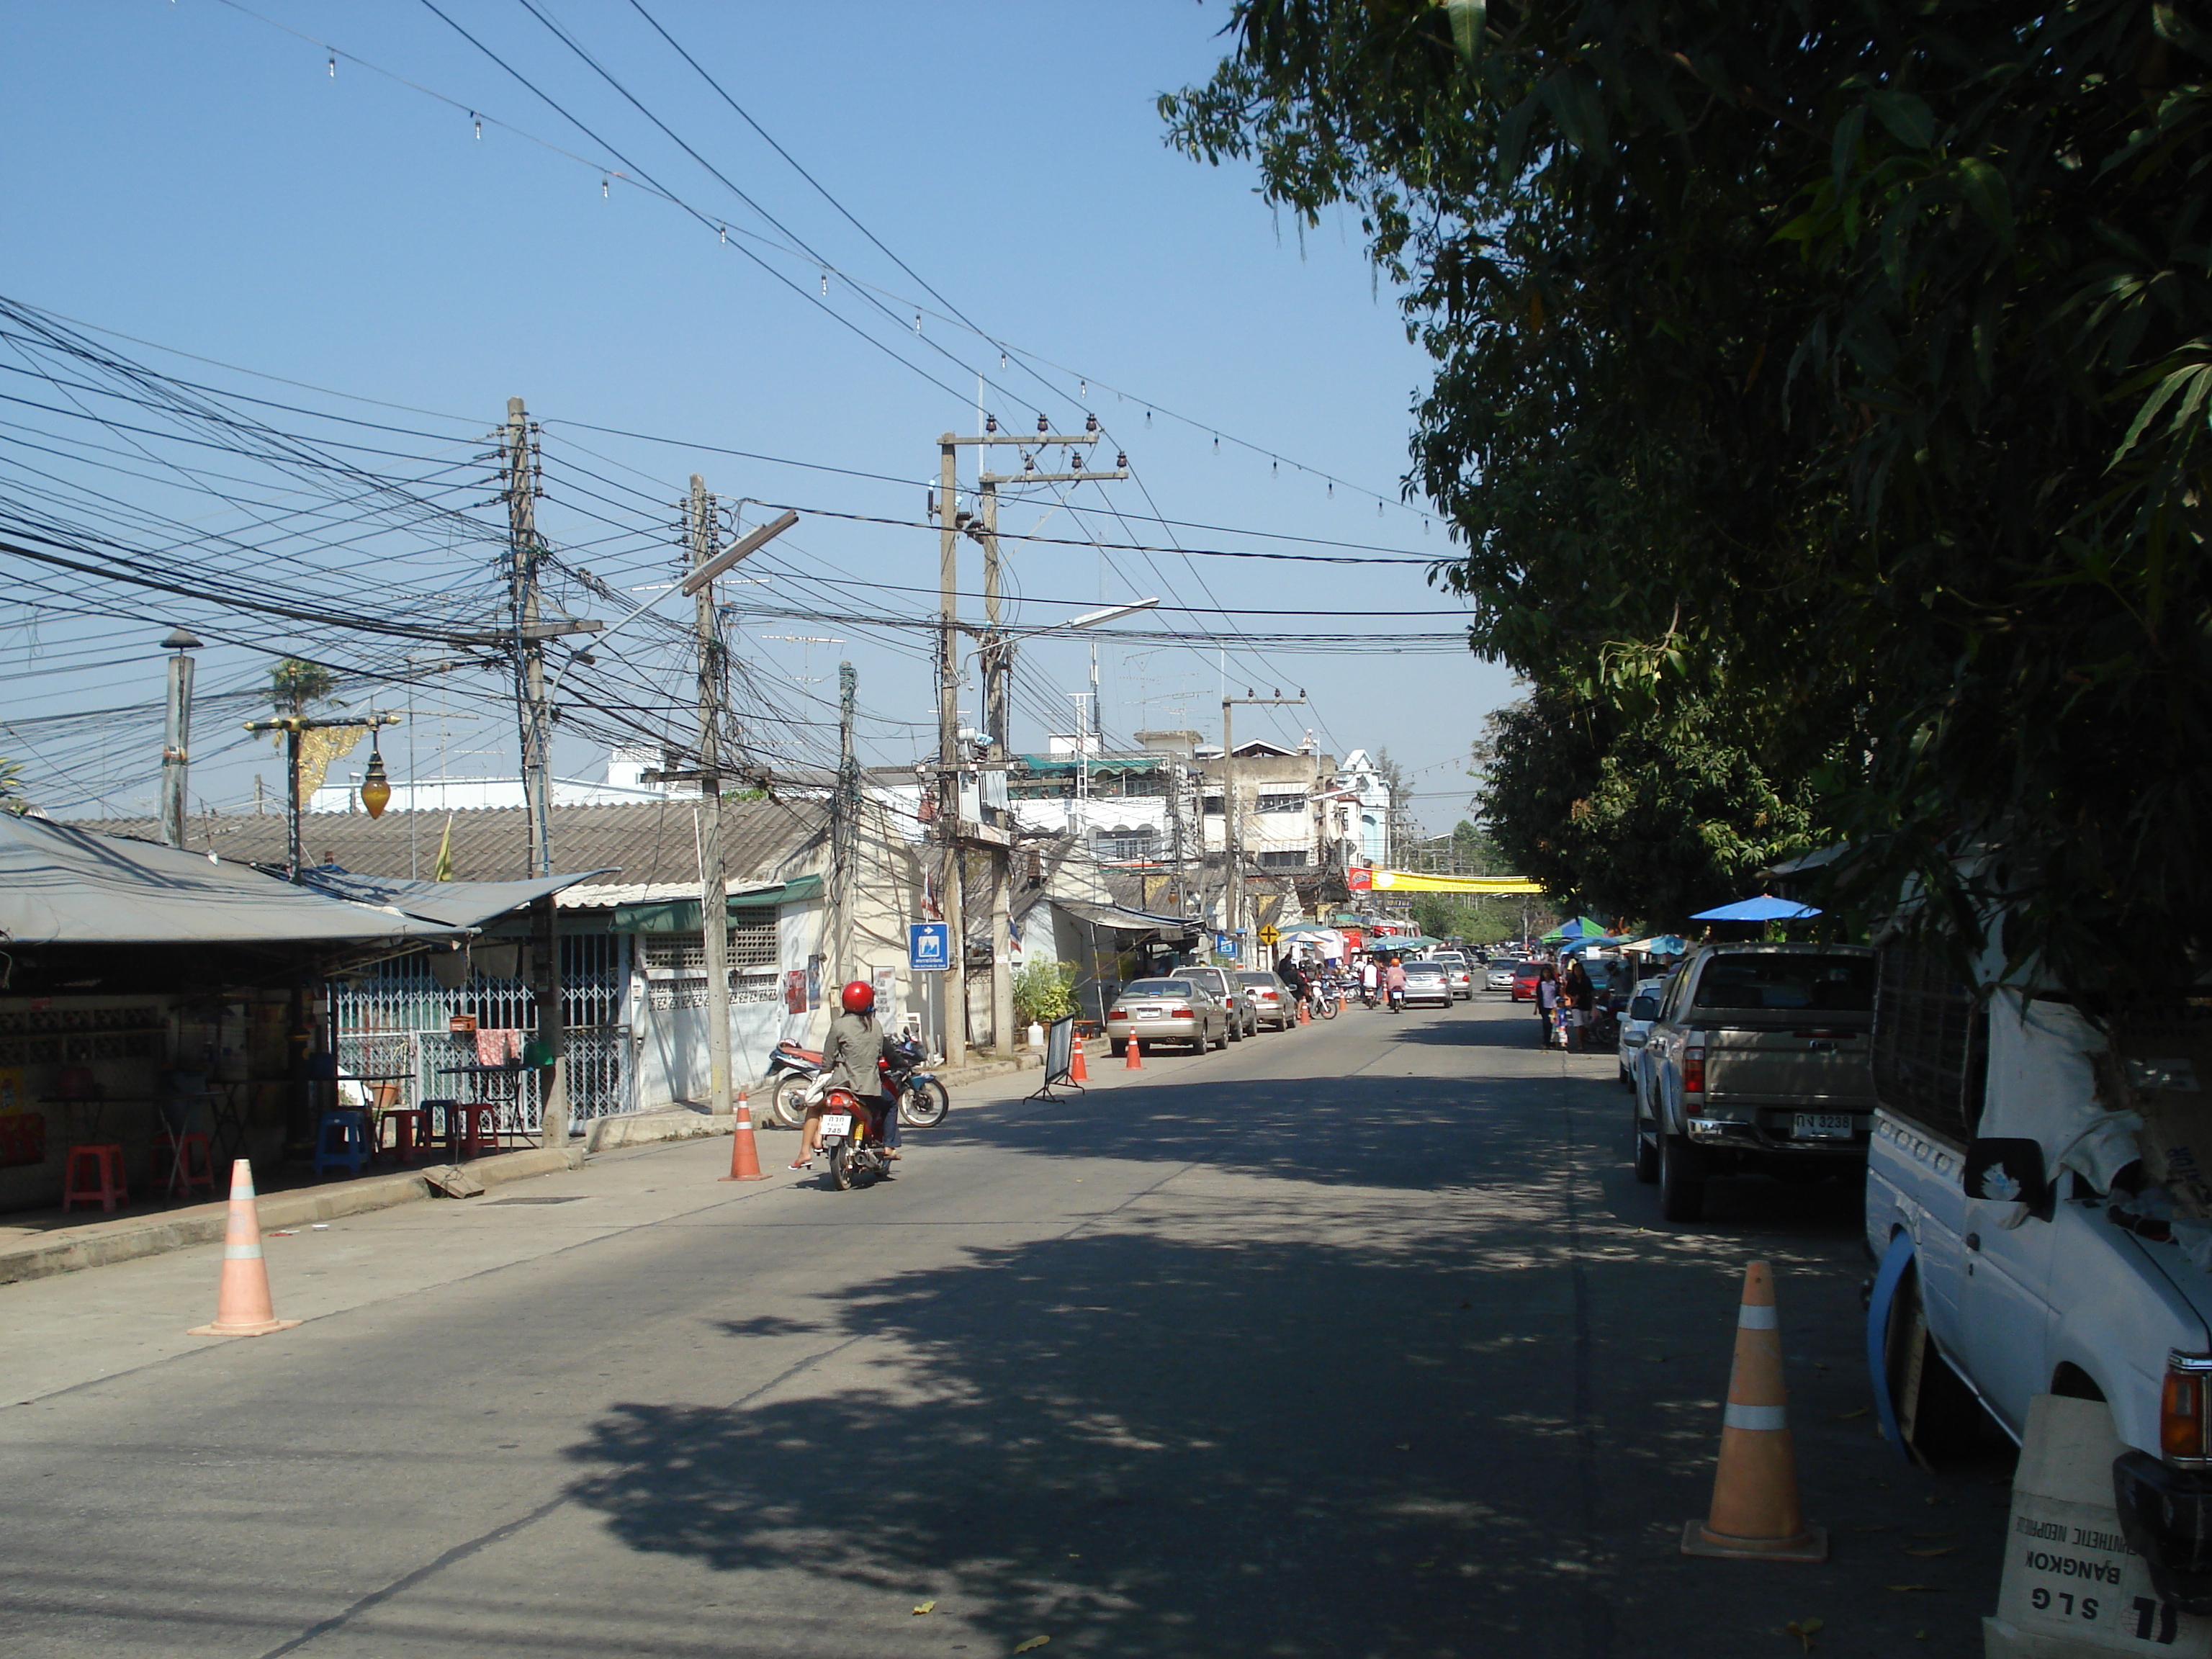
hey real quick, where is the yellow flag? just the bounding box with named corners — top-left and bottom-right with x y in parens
top-left (433, 814), bottom-right (454, 881)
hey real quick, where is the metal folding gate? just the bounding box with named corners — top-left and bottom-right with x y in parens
top-left (332, 934), bottom-right (630, 1133)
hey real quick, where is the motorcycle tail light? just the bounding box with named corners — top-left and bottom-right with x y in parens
top-left (1683, 1043), bottom-right (1706, 1094)
top-left (2164, 1353), bottom-right (2212, 1461)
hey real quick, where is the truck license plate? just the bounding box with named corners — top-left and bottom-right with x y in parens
top-left (819, 1112), bottom-right (853, 1136)
top-left (1793, 1112), bottom-right (1854, 1140)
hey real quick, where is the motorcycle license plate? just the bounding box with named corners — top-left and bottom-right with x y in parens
top-left (819, 1112), bottom-right (853, 1136)
top-left (1792, 1112), bottom-right (1854, 1140)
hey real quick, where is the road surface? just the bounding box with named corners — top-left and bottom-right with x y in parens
top-left (0, 993), bottom-right (2008, 1657)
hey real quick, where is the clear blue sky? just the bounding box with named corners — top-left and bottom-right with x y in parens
top-left (0, 1), bottom-right (1515, 832)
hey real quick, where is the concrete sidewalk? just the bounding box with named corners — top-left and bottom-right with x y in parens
top-left (0, 1051), bottom-right (1040, 1287)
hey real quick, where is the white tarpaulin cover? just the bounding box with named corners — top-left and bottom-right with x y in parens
top-left (0, 814), bottom-right (464, 947)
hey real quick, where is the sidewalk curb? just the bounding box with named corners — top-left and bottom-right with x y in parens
top-left (0, 1144), bottom-right (585, 1287)
top-left (0, 1055), bottom-right (1049, 1286)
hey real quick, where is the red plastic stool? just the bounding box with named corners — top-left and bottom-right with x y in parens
top-left (456, 1104), bottom-right (500, 1159)
top-left (156, 1128), bottom-right (216, 1199)
top-left (62, 1143), bottom-right (129, 1213)
top-left (379, 1108), bottom-right (430, 1166)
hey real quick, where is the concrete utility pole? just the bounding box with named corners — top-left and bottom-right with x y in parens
top-left (944, 420), bottom-right (1130, 1056)
top-left (1220, 691), bottom-right (1305, 968)
top-left (503, 397), bottom-right (554, 878)
top-left (159, 627), bottom-right (202, 848)
top-left (832, 660), bottom-right (859, 984)
top-left (689, 475), bottom-right (734, 1122)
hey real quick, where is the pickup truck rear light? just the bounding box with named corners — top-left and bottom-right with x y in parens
top-left (1683, 1042), bottom-right (1707, 1095)
top-left (2164, 1353), bottom-right (2212, 1463)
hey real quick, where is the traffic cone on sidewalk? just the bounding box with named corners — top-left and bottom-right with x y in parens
top-left (1125, 1035), bottom-right (1143, 1071)
top-left (721, 1090), bottom-right (766, 1182)
top-left (188, 1160), bottom-right (302, 1338)
top-left (1298, 998), bottom-right (1310, 1026)
top-left (1069, 1036), bottom-right (1089, 1084)
top-left (1682, 1260), bottom-right (1827, 1562)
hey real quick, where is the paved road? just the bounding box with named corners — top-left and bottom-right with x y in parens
top-left (0, 995), bottom-right (2009, 1658)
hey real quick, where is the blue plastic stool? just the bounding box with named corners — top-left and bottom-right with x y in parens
top-left (313, 1108), bottom-right (371, 1178)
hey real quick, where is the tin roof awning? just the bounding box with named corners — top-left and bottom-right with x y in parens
top-left (0, 817), bottom-right (466, 947)
top-left (611, 874), bottom-right (824, 934)
top-left (297, 868), bottom-right (616, 930)
top-left (1054, 897), bottom-right (1197, 935)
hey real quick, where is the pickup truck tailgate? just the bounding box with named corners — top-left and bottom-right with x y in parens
top-left (1707, 1023), bottom-right (1876, 1105)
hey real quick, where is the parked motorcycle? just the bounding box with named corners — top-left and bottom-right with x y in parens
top-left (814, 1083), bottom-right (896, 1190)
top-left (880, 1033), bottom-right (950, 1128)
top-left (765, 1038), bottom-right (823, 1129)
top-left (1310, 979), bottom-right (1341, 1020)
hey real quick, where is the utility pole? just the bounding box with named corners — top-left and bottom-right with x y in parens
top-left (690, 475), bottom-right (734, 1121)
top-left (936, 421), bottom-right (1130, 1060)
top-left (503, 397), bottom-right (554, 878)
top-left (159, 627), bottom-right (202, 848)
top-left (832, 660), bottom-right (859, 983)
top-left (1220, 690), bottom-right (1305, 968)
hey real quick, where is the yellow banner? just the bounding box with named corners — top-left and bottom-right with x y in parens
top-left (1367, 870), bottom-right (1545, 894)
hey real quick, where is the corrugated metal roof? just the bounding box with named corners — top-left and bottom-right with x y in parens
top-left (78, 799), bottom-right (828, 893)
top-left (297, 869), bottom-right (615, 929)
top-left (0, 813), bottom-right (464, 947)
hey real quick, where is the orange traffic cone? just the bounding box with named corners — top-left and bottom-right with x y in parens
top-left (188, 1160), bottom-right (302, 1338)
top-left (721, 1090), bottom-right (766, 1182)
top-left (1069, 1036), bottom-right (1089, 1084)
top-left (1298, 997), bottom-right (1310, 1025)
top-left (1683, 1260), bottom-right (1826, 1562)
top-left (1125, 1035), bottom-right (1143, 1070)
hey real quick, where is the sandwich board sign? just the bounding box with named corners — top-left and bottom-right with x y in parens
top-left (907, 921), bottom-right (950, 973)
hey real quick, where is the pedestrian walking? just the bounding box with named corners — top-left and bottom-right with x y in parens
top-left (1563, 958), bottom-right (1594, 1053)
top-left (1535, 965), bottom-right (1561, 1048)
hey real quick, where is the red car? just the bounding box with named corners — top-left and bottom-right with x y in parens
top-left (1511, 961), bottom-right (1544, 1001)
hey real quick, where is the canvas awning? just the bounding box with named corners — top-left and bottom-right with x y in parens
top-left (0, 816), bottom-right (466, 947)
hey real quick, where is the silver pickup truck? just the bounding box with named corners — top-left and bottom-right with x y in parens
top-left (1632, 942), bottom-right (1879, 1221)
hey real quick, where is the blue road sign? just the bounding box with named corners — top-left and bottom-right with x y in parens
top-left (908, 920), bottom-right (950, 972)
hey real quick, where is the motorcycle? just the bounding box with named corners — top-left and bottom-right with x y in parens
top-left (1308, 979), bottom-right (1341, 1020)
top-left (765, 1038), bottom-right (823, 1129)
top-left (880, 1032), bottom-right (950, 1128)
top-left (811, 1082), bottom-right (896, 1190)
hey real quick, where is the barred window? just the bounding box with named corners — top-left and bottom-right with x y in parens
top-left (1257, 793), bottom-right (1306, 814)
top-left (1256, 850), bottom-right (1310, 869)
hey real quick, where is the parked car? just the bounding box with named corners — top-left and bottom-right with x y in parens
top-left (1235, 970), bottom-right (1295, 1032)
top-left (1864, 943), bottom-right (2212, 1613)
top-left (1104, 977), bottom-right (1221, 1056)
top-left (1401, 959), bottom-right (1453, 1008)
top-left (1511, 961), bottom-right (1545, 1001)
top-left (1616, 975), bottom-right (1670, 1089)
top-left (1177, 964), bottom-right (1255, 1041)
top-left (1431, 950), bottom-right (1475, 999)
top-left (1636, 943), bottom-right (1878, 1220)
top-left (1485, 959), bottom-right (1521, 992)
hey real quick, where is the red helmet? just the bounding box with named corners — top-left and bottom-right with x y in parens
top-left (840, 979), bottom-right (876, 1015)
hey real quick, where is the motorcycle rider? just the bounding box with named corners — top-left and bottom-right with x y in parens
top-left (1359, 956), bottom-right (1380, 1007)
top-left (1385, 955), bottom-right (1407, 1013)
top-left (1274, 952), bottom-right (1310, 1014)
top-left (791, 979), bottom-right (904, 1170)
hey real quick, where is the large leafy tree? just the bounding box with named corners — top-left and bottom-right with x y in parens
top-left (1166, 2), bottom-right (2212, 1000)
top-left (1477, 686), bottom-right (1824, 927)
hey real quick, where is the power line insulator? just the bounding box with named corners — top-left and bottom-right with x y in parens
top-left (1037, 413), bottom-right (1049, 434)
top-left (1085, 413), bottom-right (1098, 433)
top-left (985, 413), bottom-right (997, 433)
top-left (1115, 451), bottom-right (1128, 469)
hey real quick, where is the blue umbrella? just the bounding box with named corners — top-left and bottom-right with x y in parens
top-left (1558, 935), bottom-right (1627, 955)
top-left (1690, 895), bottom-right (1822, 922)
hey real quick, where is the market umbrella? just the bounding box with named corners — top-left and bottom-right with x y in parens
top-left (1689, 895), bottom-right (1822, 922)
top-left (1557, 935), bottom-right (1628, 955)
top-left (1540, 915), bottom-right (1609, 942)
top-left (1619, 935), bottom-right (1689, 955)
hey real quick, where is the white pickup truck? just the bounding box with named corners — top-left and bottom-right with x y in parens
top-left (1866, 943), bottom-right (2212, 1616)
top-left (1634, 942), bottom-right (1879, 1221)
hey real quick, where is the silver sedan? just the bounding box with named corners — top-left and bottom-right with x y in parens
top-left (1104, 977), bottom-right (1223, 1056)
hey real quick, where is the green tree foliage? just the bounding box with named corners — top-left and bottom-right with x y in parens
top-left (1165, 3), bottom-right (2212, 999)
top-left (1477, 687), bottom-right (1822, 927)
top-left (1012, 960), bottom-right (1080, 1027)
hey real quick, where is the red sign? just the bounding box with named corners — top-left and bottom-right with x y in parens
top-left (1346, 866), bottom-right (1373, 891)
